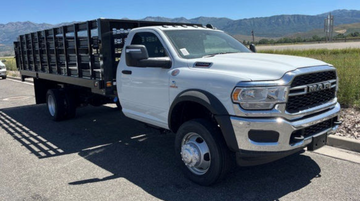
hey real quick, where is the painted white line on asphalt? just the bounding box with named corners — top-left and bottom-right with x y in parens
top-left (81, 143), bottom-right (113, 151)
top-left (8, 78), bottom-right (34, 86)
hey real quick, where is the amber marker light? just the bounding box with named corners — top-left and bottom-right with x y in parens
top-left (232, 88), bottom-right (241, 102)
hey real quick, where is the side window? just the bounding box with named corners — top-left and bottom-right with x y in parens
top-left (131, 32), bottom-right (168, 57)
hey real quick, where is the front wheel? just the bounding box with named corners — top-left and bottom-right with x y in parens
top-left (175, 119), bottom-right (232, 186)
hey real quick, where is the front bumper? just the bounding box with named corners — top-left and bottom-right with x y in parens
top-left (231, 102), bottom-right (340, 153)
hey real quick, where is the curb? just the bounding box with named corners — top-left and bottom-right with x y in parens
top-left (7, 76), bottom-right (33, 83)
top-left (327, 135), bottom-right (360, 153)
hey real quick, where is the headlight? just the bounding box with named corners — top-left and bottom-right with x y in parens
top-left (232, 86), bottom-right (288, 110)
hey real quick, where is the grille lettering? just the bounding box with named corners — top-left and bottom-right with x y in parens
top-left (308, 81), bottom-right (331, 93)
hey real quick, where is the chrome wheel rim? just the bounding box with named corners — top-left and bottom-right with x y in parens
top-left (181, 132), bottom-right (211, 175)
top-left (48, 95), bottom-right (56, 117)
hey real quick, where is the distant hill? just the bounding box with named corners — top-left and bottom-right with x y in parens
top-left (142, 10), bottom-right (360, 37)
top-left (1, 9), bottom-right (360, 56)
top-left (287, 22), bottom-right (360, 39)
top-left (0, 21), bottom-right (54, 45)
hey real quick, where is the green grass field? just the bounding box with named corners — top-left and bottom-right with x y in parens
top-left (0, 57), bottom-right (17, 71)
top-left (261, 49), bottom-right (360, 108)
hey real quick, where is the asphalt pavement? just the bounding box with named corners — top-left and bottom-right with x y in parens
top-left (1, 78), bottom-right (360, 201)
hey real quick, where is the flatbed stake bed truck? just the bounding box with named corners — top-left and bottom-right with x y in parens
top-left (14, 19), bottom-right (341, 186)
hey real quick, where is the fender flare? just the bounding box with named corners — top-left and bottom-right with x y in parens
top-left (168, 89), bottom-right (239, 152)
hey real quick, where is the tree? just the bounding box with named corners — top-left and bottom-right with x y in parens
top-left (258, 39), bottom-right (269, 44)
top-left (335, 34), bottom-right (345, 39)
top-left (312, 35), bottom-right (320, 41)
top-left (294, 37), bottom-right (303, 43)
top-left (350, 32), bottom-right (360, 37)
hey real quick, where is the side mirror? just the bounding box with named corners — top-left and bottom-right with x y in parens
top-left (249, 44), bottom-right (257, 53)
top-left (125, 45), bottom-right (172, 68)
top-left (126, 45), bottom-right (149, 66)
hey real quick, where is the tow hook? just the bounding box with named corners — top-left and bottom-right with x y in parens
top-left (292, 135), bottom-right (304, 144)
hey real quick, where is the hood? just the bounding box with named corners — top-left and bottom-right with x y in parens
top-left (189, 53), bottom-right (328, 81)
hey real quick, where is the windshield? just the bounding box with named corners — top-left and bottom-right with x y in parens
top-left (164, 30), bottom-right (251, 59)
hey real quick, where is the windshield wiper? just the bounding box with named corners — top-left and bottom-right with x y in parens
top-left (202, 52), bottom-right (238, 58)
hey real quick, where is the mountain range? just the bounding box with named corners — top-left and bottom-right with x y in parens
top-left (141, 9), bottom-right (360, 37)
top-left (1, 9), bottom-right (360, 53)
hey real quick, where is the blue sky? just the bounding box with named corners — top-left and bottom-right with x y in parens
top-left (1, 0), bottom-right (359, 24)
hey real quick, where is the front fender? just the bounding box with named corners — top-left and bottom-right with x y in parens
top-left (168, 89), bottom-right (239, 152)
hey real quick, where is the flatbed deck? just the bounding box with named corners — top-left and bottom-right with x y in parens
top-left (14, 19), bottom-right (200, 96)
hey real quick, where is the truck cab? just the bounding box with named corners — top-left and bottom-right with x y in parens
top-left (118, 25), bottom-right (340, 185)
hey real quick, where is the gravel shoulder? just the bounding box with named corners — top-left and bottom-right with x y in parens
top-left (336, 108), bottom-right (360, 140)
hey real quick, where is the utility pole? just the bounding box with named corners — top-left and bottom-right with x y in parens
top-left (324, 13), bottom-right (334, 42)
top-left (251, 30), bottom-right (255, 43)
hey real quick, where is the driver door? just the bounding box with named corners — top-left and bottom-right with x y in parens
top-left (119, 31), bottom-right (171, 128)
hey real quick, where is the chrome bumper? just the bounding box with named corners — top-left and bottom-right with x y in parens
top-left (230, 103), bottom-right (340, 152)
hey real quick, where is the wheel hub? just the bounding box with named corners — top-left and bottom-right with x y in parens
top-left (181, 144), bottom-right (200, 167)
top-left (180, 132), bottom-right (211, 175)
top-left (48, 95), bottom-right (56, 117)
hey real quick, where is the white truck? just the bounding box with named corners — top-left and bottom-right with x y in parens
top-left (14, 19), bottom-right (341, 185)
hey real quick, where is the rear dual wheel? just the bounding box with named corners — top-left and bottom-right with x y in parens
top-left (46, 89), bottom-right (76, 121)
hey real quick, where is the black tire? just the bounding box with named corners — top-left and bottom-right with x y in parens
top-left (89, 98), bottom-right (103, 107)
top-left (64, 89), bottom-right (77, 119)
top-left (175, 119), bottom-right (232, 186)
top-left (46, 89), bottom-right (66, 121)
top-left (115, 99), bottom-right (122, 110)
top-left (3, 76), bottom-right (6, 79)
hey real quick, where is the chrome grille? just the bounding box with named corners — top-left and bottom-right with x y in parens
top-left (286, 70), bottom-right (337, 114)
top-left (291, 71), bottom-right (336, 87)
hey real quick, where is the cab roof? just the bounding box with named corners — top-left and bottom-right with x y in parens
top-left (133, 25), bottom-right (220, 32)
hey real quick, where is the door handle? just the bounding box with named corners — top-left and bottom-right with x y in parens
top-left (122, 70), bottom-right (132, 75)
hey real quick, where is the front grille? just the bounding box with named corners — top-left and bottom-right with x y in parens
top-left (286, 88), bottom-right (336, 113)
top-left (290, 118), bottom-right (333, 144)
top-left (286, 70), bottom-right (337, 113)
top-left (291, 71), bottom-right (336, 87)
